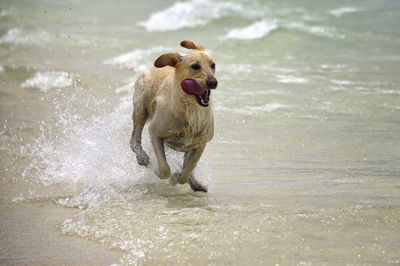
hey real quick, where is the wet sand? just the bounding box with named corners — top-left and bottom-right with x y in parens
top-left (0, 201), bottom-right (122, 265)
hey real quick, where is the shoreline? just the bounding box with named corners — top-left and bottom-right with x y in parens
top-left (0, 201), bottom-right (122, 265)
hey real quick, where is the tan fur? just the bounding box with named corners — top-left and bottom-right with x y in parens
top-left (130, 40), bottom-right (217, 192)
top-left (180, 40), bottom-right (205, 51)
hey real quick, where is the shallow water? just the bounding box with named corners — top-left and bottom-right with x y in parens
top-left (1, 0), bottom-right (400, 264)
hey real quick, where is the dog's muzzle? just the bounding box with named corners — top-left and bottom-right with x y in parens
top-left (181, 78), bottom-right (212, 107)
top-left (206, 77), bottom-right (218, 89)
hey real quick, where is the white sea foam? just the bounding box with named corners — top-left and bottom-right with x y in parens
top-left (104, 46), bottom-right (167, 72)
top-left (215, 103), bottom-right (288, 116)
top-left (238, 103), bottom-right (287, 115)
top-left (0, 9), bottom-right (9, 18)
top-left (21, 71), bottom-right (73, 92)
top-left (0, 8), bottom-right (14, 18)
top-left (331, 79), bottom-right (355, 86)
top-left (320, 64), bottom-right (347, 70)
top-left (285, 22), bottom-right (344, 39)
top-left (0, 28), bottom-right (50, 45)
top-left (224, 20), bottom-right (278, 40)
top-left (276, 74), bottom-right (309, 84)
top-left (138, 0), bottom-right (242, 32)
top-left (329, 7), bottom-right (360, 18)
top-left (380, 90), bottom-right (400, 95)
top-left (248, 103), bottom-right (286, 112)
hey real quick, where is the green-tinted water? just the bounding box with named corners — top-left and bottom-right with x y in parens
top-left (1, 0), bottom-right (399, 264)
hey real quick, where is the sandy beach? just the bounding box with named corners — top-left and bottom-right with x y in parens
top-left (0, 201), bottom-right (121, 265)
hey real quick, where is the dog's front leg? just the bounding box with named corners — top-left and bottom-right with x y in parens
top-left (171, 145), bottom-right (205, 185)
top-left (150, 134), bottom-right (170, 179)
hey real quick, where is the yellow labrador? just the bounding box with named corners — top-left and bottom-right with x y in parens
top-left (130, 40), bottom-right (218, 192)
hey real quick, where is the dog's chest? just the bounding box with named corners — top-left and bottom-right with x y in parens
top-left (165, 120), bottom-right (210, 152)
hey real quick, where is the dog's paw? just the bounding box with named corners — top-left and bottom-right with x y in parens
top-left (189, 178), bottom-right (208, 192)
top-left (136, 152), bottom-right (150, 166)
top-left (155, 167), bottom-right (170, 179)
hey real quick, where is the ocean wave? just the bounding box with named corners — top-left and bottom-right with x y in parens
top-left (224, 20), bottom-right (278, 40)
top-left (138, 0), bottom-right (242, 32)
top-left (21, 71), bottom-right (74, 92)
top-left (329, 7), bottom-right (360, 18)
top-left (285, 22), bottom-right (345, 39)
top-left (0, 27), bottom-right (51, 45)
top-left (103, 46), bottom-right (167, 72)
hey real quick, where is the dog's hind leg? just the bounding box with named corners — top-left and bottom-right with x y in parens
top-left (130, 79), bottom-right (150, 166)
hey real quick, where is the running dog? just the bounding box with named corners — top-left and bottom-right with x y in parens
top-left (130, 40), bottom-right (218, 192)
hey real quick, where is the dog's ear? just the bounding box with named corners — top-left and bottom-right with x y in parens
top-left (180, 40), bottom-right (204, 51)
top-left (154, 52), bottom-right (181, 68)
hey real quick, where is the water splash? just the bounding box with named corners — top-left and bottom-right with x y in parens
top-left (21, 71), bottom-right (74, 92)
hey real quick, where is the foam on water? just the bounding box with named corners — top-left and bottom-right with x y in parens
top-left (138, 0), bottom-right (242, 32)
top-left (276, 74), bottom-right (309, 84)
top-left (215, 103), bottom-right (288, 117)
top-left (331, 79), bottom-right (355, 86)
top-left (21, 71), bottom-right (74, 92)
top-left (0, 28), bottom-right (51, 45)
top-left (0, 9), bottom-right (9, 18)
top-left (0, 7), bottom-right (15, 19)
top-left (251, 102), bottom-right (287, 112)
top-left (285, 22), bottom-right (345, 39)
top-left (104, 46), bottom-right (168, 73)
top-left (224, 20), bottom-right (278, 40)
top-left (329, 7), bottom-right (360, 18)
top-left (58, 192), bottom-right (400, 265)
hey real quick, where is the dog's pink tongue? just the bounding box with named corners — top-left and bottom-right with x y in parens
top-left (181, 78), bottom-right (205, 95)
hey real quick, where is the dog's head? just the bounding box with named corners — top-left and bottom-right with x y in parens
top-left (154, 40), bottom-right (217, 107)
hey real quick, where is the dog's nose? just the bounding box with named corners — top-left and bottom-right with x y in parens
top-left (206, 77), bottom-right (218, 89)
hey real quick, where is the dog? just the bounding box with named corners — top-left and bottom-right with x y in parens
top-left (130, 40), bottom-right (218, 192)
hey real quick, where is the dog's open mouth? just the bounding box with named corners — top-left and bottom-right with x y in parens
top-left (195, 90), bottom-right (211, 107)
top-left (181, 78), bottom-right (210, 107)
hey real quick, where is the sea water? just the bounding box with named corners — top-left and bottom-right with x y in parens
top-left (1, 0), bottom-right (399, 264)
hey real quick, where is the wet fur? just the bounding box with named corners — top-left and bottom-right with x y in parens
top-left (130, 40), bottom-right (217, 192)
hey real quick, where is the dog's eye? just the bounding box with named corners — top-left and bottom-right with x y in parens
top-left (211, 63), bottom-right (215, 69)
top-left (191, 64), bottom-right (201, 70)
